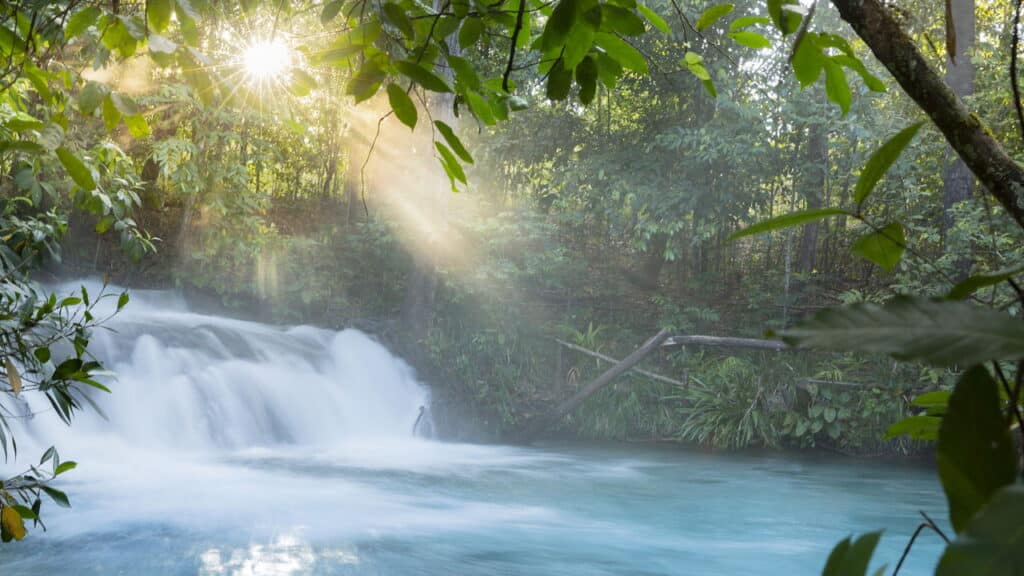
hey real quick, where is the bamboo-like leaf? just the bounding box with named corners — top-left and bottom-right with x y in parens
top-left (782, 297), bottom-right (1024, 367)
top-left (854, 122), bottom-right (924, 207)
top-left (729, 207), bottom-right (848, 240)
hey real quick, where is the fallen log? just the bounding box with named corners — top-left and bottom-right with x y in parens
top-left (552, 329), bottom-right (671, 420)
top-left (554, 338), bottom-right (687, 388)
top-left (662, 334), bottom-right (788, 351)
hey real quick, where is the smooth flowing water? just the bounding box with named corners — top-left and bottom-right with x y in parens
top-left (0, 282), bottom-right (946, 575)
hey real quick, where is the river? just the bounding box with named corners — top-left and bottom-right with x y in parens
top-left (0, 282), bottom-right (946, 575)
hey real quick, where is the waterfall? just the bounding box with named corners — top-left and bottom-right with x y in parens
top-left (8, 280), bottom-right (431, 457)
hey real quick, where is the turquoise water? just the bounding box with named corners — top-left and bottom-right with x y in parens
top-left (0, 285), bottom-right (946, 575)
top-left (0, 442), bottom-right (945, 575)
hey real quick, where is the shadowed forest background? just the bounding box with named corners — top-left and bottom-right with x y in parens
top-left (64, 0), bottom-right (1019, 451)
top-left (2, 0), bottom-right (1024, 572)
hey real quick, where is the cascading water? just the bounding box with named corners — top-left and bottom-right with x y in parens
top-left (10, 280), bottom-right (432, 454)
top-left (0, 281), bottom-right (946, 576)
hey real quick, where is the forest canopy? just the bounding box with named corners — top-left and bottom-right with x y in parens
top-left (1, 0), bottom-right (1024, 573)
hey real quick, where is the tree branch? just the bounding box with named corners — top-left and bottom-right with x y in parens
top-left (830, 0), bottom-right (1024, 229)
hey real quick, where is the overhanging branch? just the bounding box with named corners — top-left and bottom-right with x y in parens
top-left (831, 0), bottom-right (1024, 229)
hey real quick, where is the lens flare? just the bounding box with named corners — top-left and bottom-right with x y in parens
top-left (242, 38), bottom-right (291, 82)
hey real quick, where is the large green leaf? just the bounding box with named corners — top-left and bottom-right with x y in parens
top-left (824, 59), bottom-right (850, 115)
top-left (541, 0), bottom-right (580, 52)
top-left (851, 222), bottom-right (904, 272)
top-left (782, 297), bottom-right (1024, 367)
top-left (948, 264), bottom-right (1024, 300)
top-left (695, 3), bottom-right (734, 30)
top-left (936, 485), bottom-right (1024, 575)
top-left (66, 6), bottom-right (101, 40)
top-left (546, 60), bottom-right (573, 100)
top-left (730, 207), bottom-right (848, 240)
top-left (821, 531), bottom-right (883, 576)
top-left (147, 0), bottom-right (173, 33)
top-left (321, 0), bottom-right (344, 23)
top-left (728, 30), bottom-right (770, 49)
top-left (55, 147), bottom-right (97, 191)
top-left (434, 121), bottom-right (473, 163)
top-left (576, 55), bottom-right (598, 105)
top-left (791, 33), bottom-right (823, 87)
top-left (854, 122), bottom-right (924, 207)
top-left (382, 3), bottom-right (415, 39)
top-left (395, 61), bottom-right (452, 93)
top-left (637, 3), bottom-right (670, 33)
top-left (885, 415), bottom-right (940, 440)
top-left (600, 5), bottom-right (645, 36)
top-left (937, 366), bottom-right (1015, 533)
top-left (594, 33), bottom-right (647, 73)
top-left (386, 84), bottom-right (417, 129)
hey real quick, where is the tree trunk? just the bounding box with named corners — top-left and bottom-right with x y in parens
top-left (829, 0), bottom-right (1024, 231)
top-left (798, 120), bottom-right (827, 274)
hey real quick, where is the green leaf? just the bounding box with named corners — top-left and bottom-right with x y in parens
top-left (546, 60), bottom-right (573, 100)
top-left (382, 3), bottom-right (415, 39)
top-left (434, 121), bottom-right (473, 163)
top-left (447, 54), bottom-right (481, 90)
top-left (821, 531), bottom-right (883, 576)
top-left (118, 291), bottom-right (130, 311)
top-left (695, 4), bottom-right (734, 31)
top-left (936, 485), bottom-right (1024, 575)
top-left (395, 61), bottom-right (452, 93)
top-left (767, 0), bottom-right (801, 35)
top-left (915, 390), bottom-right (952, 407)
top-left (40, 485), bottom-right (71, 508)
top-left (147, 0), bottom-right (173, 33)
top-left (541, 0), bottom-right (580, 52)
top-left (727, 30), bottom-right (770, 49)
top-left (824, 59), bottom-right (851, 115)
top-left (637, 3), bottom-right (670, 34)
top-left (730, 15), bottom-right (770, 30)
top-left (110, 92), bottom-right (140, 117)
top-left (79, 82), bottom-right (108, 116)
top-left (594, 33), bottom-right (647, 74)
top-left (729, 207), bottom-right (848, 240)
top-left (435, 141), bottom-right (467, 185)
top-left (66, 6), bottom-right (101, 40)
top-left (885, 415), bottom-right (941, 440)
top-left (851, 222), bottom-right (904, 272)
top-left (346, 59), bottom-right (387, 102)
top-left (576, 55), bottom-right (598, 105)
top-left (465, 90), bottom-right (496, 125)
top-left (937, 366), bottom-right (1016, 533)
top-left (948, 264), bottom-right (1024, 300)
top-left (386, 83), bottom-right (417, 129)
top-left (600, 5), bottom-right (645, 36)
top-left (782, 297), bottom-right (1024, 367)
top-left (56, 147), bottom-right (97, 191)
top-left (321, 0), bottom-right (344, 23)
top-left (563, 6), bottom-right (601, 69)
top-left (854, 122), bottom-right (924, 207)
top-left (832, 54), bottom-right (885, 92)
top-left (102, 95), bottom-right (122, 131)
top-left (458, 18), bottom-right (483, 49)
top-left (54, 461), bottom-right (77, 475)
top-left (792, 33), bottom-right (823, 87)
top-left (124, 114), bottom-right (150, 138)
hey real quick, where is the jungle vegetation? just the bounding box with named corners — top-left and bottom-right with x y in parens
top-left (0, 0), bottom-right (1023, 572)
